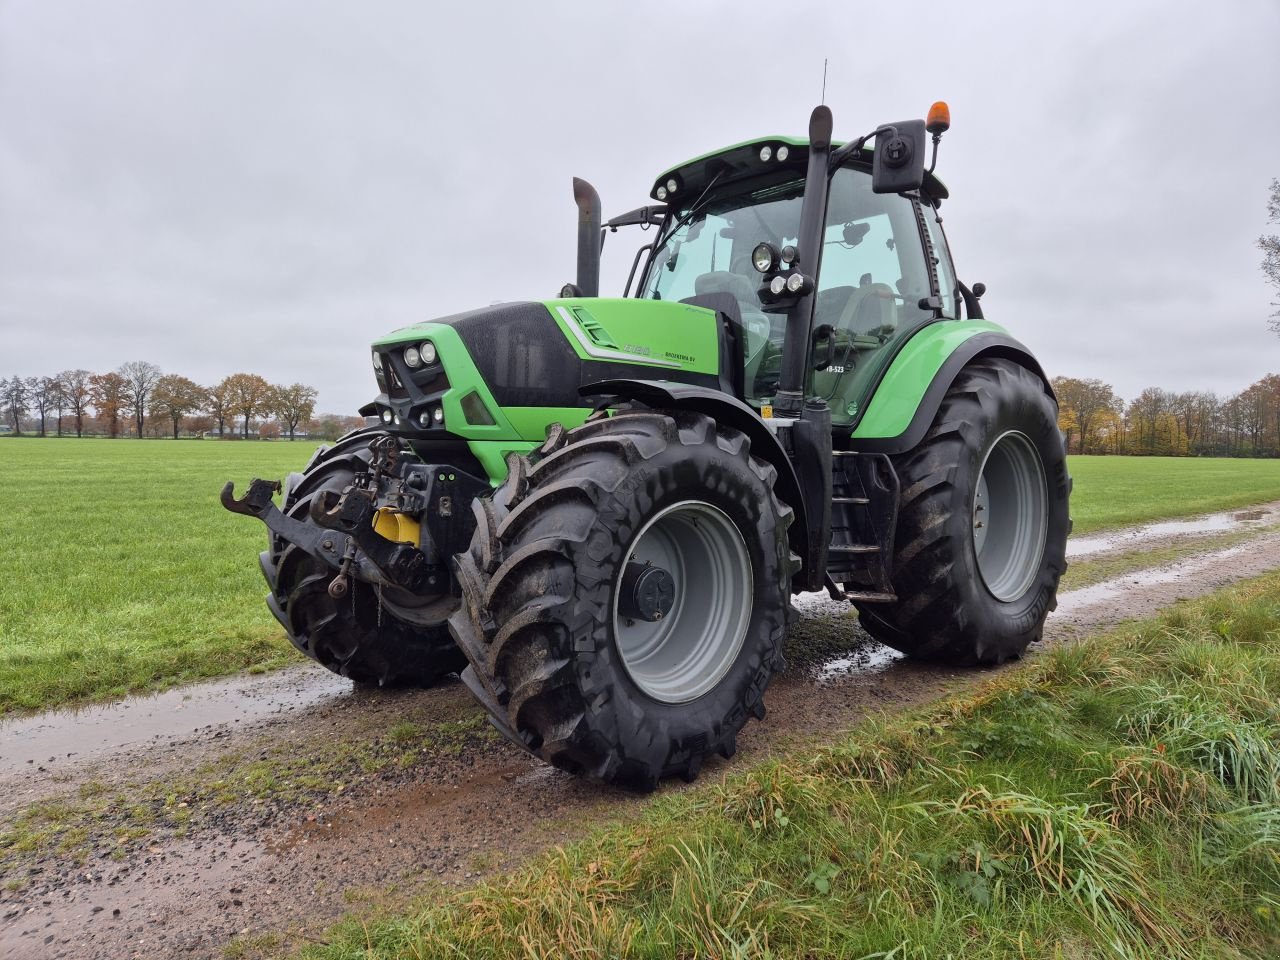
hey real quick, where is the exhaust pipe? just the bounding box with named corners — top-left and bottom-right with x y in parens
top-left (573, 177), bottom-right (602, 297)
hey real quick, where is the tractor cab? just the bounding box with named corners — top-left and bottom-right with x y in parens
top-left (636, 151), bottom-right (957, 426)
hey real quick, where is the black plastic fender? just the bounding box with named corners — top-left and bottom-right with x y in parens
top-left (579, 379), bottom-right (809, 579)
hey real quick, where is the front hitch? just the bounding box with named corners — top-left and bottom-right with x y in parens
top-left (220, 478), bottom-right (421, 594)
top-left (308, 486), bottom-right (436, 594)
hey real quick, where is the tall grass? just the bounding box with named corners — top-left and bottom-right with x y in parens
top-left (302, 572), bottom-right (1280, 959)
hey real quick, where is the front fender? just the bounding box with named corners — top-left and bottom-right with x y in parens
top-left (851, 322), bottom-right (1054, 455)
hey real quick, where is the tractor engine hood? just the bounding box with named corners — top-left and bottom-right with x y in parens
top-left (365, 297), bottom-right (728, 448)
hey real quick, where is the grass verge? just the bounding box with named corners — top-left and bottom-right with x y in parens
top-left (302, 571), bottom-right (1280, 959)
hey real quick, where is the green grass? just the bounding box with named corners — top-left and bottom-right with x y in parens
top-left (0, 437), bottom-right (314, 712)
top-left (2, 441), bottom-right (1279, 713)
top-left (1069, 456), bottom-right (1280, 535)
top-left (303, 572), bottom-right (1280, 959)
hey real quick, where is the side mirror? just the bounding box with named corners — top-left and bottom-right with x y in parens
top-left (872, 119), bottom-right (926, 194)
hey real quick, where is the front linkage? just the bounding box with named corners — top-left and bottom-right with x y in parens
top-left (222, 434), bottom-right (485, 606)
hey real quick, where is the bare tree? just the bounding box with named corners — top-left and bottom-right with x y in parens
top-left (1260, 178), bottom-right (1280, 335)
top-left (117, 360), bottom-right (163, 438)
top-left (57, 369), bottom-right (93, 437)
top-left (27, 376), bottom-right (57, 437)
top-left (3, 376), bottom-right (30, 434)
top-left (270, 383), bottom-right (319, 440)
top-left (152, 374), bottom-right (208, 439)
top-left (223, 373), bottom-right (273, 438)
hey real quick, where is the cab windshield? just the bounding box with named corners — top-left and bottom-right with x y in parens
top-left (639, 166), bottom-right (939, 425)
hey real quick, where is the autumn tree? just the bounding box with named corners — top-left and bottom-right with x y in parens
top-left (223, 373), bottom-right (273, 438)
top-left (152, 374), bottom-right (208, 439)
top-left (1050, 377), bottom-right (1122, 454)
top-left (117, 360), bottom-right (163, 438)
top-left (57, 369), bottom-right (93, 437)
top-left (89, 372), bottom-right (128, 438)
top-left (3, 376), bottom-right (30, 434)
top-left (270, 383), bottom-right (318, 440)
top-left (206, 378), bottom-right (232, 437)
top-left (1261, 178), bottom-right (1280, 335)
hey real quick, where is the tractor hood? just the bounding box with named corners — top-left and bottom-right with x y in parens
top-left (365, 298), bottom-right (727, 481)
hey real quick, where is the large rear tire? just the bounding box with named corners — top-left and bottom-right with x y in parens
top-left (856, 358), bottom-right (1070, 665)
top-left (449, 410), bottom-right (796, 791)
top-left (262, 429), bottom-right (466, 687)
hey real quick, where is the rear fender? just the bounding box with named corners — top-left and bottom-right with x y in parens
top-left (851, 325), bottom-right (1054, 455)
top-left (579, 379), bottom-right (808, 582)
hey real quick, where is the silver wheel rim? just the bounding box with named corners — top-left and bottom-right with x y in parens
top-left (612, 500), bottom-right (753, 703)
top-left (972, 430), bottom-right (1048, 602)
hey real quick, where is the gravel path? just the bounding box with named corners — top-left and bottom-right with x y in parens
top-left (3, 504), bottom-right (1279, 960)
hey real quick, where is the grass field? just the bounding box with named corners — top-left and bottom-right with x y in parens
top-left (303, 572), bottom-right (1280, 959)
top-left (0, 438), bottom-right (308, 713)
top-left (1068, 456), bottom-right (1280, 535)
top-left (1, 440), bottom-right (1279, 714)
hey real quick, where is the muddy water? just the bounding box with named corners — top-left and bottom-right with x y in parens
top-left (1066, 500), bottom-right (1278, 557)
top-left (0, 668), bottom-right (350, 775)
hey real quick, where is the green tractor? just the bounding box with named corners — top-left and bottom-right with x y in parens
top-left (223, 102), bottom-right (1069, 791)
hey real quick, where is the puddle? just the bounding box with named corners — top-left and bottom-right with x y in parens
top-left (1067, 506), bottom-right (1274, 558)
top-left (0, 666), bottom-right (351, 775)
top-left (1053, 545), bottom-right (1250, 616)
top-left (815, 645), bottom-right (904, 683)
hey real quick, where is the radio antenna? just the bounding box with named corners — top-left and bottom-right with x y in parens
top-left (821, 58), bottom-right (828, 104)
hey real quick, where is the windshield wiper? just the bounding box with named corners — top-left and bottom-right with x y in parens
top-left (652, 169), bottom-right (728, 252)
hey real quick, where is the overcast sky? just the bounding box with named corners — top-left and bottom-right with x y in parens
top-left (2, 0), bottom-right (1278, 416)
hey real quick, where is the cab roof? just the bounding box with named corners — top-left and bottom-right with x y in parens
top-left (650, 135), bottom-right (949, 206)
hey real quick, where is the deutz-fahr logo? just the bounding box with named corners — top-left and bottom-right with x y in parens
top-left (622, 344), bottom-right (651, 356)
top-left (663, 351), bottom-right (695, 363)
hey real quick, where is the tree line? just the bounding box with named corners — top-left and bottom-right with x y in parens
top-left (0, 363), bottom-right (359, 441)
top-left (1054, 372), bottom-right (1280, 457)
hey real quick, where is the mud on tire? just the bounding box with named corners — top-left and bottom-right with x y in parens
top-left (449, 410), bottom-right (796, 792)
top-left (856, 358), bottom-right (1070, 665)
top-left (261, 428), bottom-right (466, 687)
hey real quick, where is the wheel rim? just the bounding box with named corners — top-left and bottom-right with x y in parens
top-left (972, 431), bottom-right (1048, 602)
top-left (612, 500), bottom-right (753, 704)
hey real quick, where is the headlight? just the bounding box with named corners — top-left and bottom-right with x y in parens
top-left (751, 242), bottom-right (778, 274)
top-left (666, 177), bottom-right (678, 194)
top-left (432, 406), bottom-right (444, 424)
top-left (656, 185), bottom-right (668, 201)
top-left (777, 145), bottom-right (789, 161)
top-left (759, 145), bottom-right (772, 162)
top-left (786, 272), bottom-right (812, 295)
top-left (769, 275), bottom-right (788, 296)
top-left (372, 351), bottom-right (383, 371)
top-left (381, 409), bottom-right (393, 423)
top-left (404, 345), bottom-right (422, 368)
top-left (420, 341), bottom-right (437, 365)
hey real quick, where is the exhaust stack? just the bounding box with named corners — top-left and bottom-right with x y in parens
top-left (573, 177), bottom-right (602, 297)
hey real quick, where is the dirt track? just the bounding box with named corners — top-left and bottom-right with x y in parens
top-left (3, 504), bottom-right (1279, 960)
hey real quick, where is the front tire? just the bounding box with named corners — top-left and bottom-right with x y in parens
top-left (856, 358), bottom-right (1070, 664)
top-left (449, 410), bottom-right (795, 791)
top-left (262, 429), bottom-right (466, 687)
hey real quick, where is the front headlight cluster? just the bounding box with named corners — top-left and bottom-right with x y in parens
top-left (403, 340), bottom-right (438, 369)
top-left (416, 406), bottom-right (445, 428)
